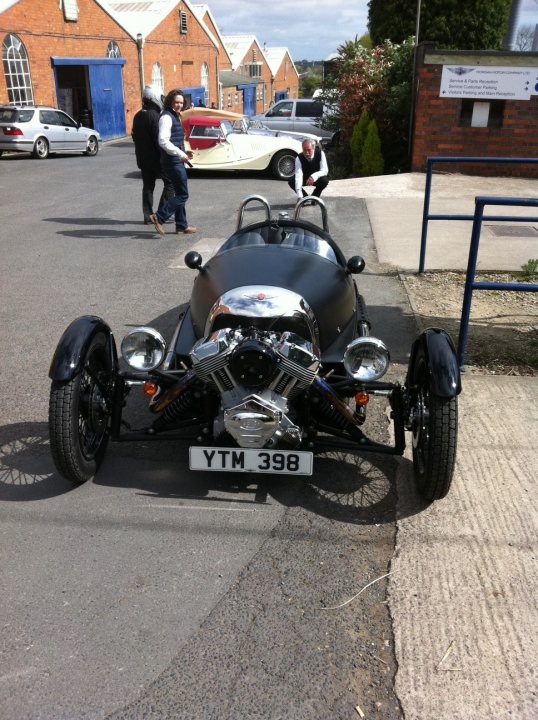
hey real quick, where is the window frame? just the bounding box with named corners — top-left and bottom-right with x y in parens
top-left (2, 33), bottom-right (34, 106)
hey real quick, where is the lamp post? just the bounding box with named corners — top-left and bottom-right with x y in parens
top-left (136, 33), bottom-right (145, 100)
top-left (408, 0), bottom-right (422, 160)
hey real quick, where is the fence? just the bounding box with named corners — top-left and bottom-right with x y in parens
top-left (419, 156), bottom-right (538, 274)
top-left (457, 196), bottom-right (538, 369)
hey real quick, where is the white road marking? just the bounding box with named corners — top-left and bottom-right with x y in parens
top-left (147, 504), bottom-right (260, 511)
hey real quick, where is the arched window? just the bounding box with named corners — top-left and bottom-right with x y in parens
top-left (201, 62), bottom-right (209, 105)
top-left (2, 33), bottom-right (34, 105)
top-left (151, 63), bottom-right (164, 95)
top-left (106, 41), bottom-right (121, 58)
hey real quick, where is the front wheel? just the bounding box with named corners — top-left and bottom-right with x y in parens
top-left (84, 135), bottom-right (99, 156)
top-left (49, 333), bottom-right (112, 484)
top-left (271, 150), bottom-right (296, 180)
top-left (410, 357), bottom-right (458, 500)
top-left (32, 136), bottom-right (49, 159)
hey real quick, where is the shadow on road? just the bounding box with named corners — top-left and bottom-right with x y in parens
top-left (0, 418), bottom-right (426, 526)
top-left (0, 421), bottom-right (74, 501)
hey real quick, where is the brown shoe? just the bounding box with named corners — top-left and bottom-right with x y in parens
top-left (176, 226), bottom-right (197, 234)
top-left (149, 213), bottom-right (165, 235)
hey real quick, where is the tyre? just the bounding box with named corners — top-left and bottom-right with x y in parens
top-left (84, 135), bottom-right (99, 156)
top-left (410, 352), bottom-right (458, 500)
top-left (49, 333), bottom-right (112, 484)
top-left (271, 150), bottom-right (296, 180)
top-left (32, 136), bottom-right (49, 159)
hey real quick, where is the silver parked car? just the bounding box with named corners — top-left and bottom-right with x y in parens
top-left (0, 105), bottom-right (101, 159)
top-left (251, 99), bottom-right (338, 146)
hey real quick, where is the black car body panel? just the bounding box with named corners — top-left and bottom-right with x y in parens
top-left (48, 195), bottom-right (461, 502)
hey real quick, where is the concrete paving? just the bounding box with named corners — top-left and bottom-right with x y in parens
top-left (327, 173), bottom-right (538, 719)
top-left (325, 172), bottom-right (538, 271)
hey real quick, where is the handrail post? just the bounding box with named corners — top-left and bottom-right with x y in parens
top-left (418, 157), bottom-right (433, 274)
top-left (457, 198), bottom-right (485, 369)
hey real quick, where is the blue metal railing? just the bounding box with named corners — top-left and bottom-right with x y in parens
top-left (419, 157), bottom-right (538, 273)
top-left (457, 196), bottom-right (538, 369)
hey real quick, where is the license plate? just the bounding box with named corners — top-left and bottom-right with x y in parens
top-left (189, 447), bottom-right (313, 475)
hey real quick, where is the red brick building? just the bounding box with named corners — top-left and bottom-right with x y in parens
top-left (221, 34), bottom-right (274, 115)
top-left (0, 0), bottom-right (221, 137)
top-left (1, 0), bottom-right (302, 135)
top-left (412, 45), bottom-right (538, 177)
top-left (263, 46), bottom-right (299, 103)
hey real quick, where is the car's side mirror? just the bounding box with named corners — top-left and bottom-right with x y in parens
top-left (185, 251), bottom-right (203, 271)
top-left (347, 256), bottom-right (365, 274)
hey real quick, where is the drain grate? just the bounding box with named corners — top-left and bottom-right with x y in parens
top-left (486, 225), bottom-right (538, 238)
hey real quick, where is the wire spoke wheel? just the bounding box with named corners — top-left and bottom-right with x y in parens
top-left (49, 333), bottom-right (112, 484)
top-left (410, 357), bottom-right (458, 501)
top-left (271, 150), bottom-right (296, 180)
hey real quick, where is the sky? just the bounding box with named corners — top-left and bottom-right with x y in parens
top-left (205, 0), bottom-right (538, 61)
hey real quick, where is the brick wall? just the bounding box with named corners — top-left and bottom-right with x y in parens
top-left (146, 1), bottom-right (218, 109)
top-left (272, 51), bottom-right (299, 101)
top-left (412, 47), bottom-right (538, 178)
top-left (0, 0), bottom-right (218, 134)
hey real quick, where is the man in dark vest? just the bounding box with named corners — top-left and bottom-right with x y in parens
top-left (288, 139), bottom-right (329, 205)
top-left (149, 88), bottom-right (196, 235)
top-left (131, 85), bottom-right (174, 224)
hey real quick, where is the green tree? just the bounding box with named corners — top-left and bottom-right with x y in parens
top-left (300, 71), bottom-right (322, 98)
top-left (359, 120), bottom-right (384, 176)
top-left (350, 110), bottom-right (371, 175)
top-left (368, 0), bottom-right (512, 50)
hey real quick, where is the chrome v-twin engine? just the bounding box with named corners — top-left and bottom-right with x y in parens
top-left (190, 328), bottom-right (320, 448)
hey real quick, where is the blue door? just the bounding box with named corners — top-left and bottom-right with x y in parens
top-left (183, 86), bottom-right (206, 108)
top-left (241, 86), bottom-right (256, 116)
top-left (52, 58), bottom-right (126, 141)
top-left (89, 64), bottom-right (126, 140)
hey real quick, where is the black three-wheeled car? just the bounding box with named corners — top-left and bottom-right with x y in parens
top-left (48, 196), bottom-right (461, 500)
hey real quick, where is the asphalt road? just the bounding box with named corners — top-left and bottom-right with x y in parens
top-left (0, 142), bottom-right (417, 719)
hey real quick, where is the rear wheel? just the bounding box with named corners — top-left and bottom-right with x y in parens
top-left (410, 353), bottom-right (458, 500)
top-left (84, 135), bottom-right (99, 156)
top-left (271, 150), bottom-right (296, 180)
top-left (49, 333), bottom-right (112, 484)
top-left (32, 136), bottom-right (49, 159)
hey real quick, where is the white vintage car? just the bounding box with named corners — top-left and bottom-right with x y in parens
top-left (180, 108), bottom-right (311, 180)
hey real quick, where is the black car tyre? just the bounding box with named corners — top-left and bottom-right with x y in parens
top-left (84, 135), bottom-right (99, 156)
top-left (271, 150), bottom-right (296, 180)
top-left (49, 332), bottom-right (111, 484)
top-left (32, 136), bottom-right (49, 159)
top-left (410, 352), bottom-right (458, 501)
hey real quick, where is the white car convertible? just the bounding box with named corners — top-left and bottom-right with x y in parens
top-left (181, 109), bottom-right (307, 180)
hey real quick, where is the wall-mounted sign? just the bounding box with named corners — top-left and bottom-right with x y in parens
top-left (440, 65), bottom-right (536, 100)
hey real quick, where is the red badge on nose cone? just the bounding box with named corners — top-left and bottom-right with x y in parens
top-left (256, 293), bottom-right (266, 300)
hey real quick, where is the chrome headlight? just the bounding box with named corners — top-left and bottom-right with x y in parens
top-left (344, 337), bottom-right (390, 381)
top-left (121, 327), bottom-right (166, 371)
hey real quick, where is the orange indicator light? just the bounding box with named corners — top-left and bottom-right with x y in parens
top-left (143, 382), bottom-right (159, 397)
top-left (354, 391), bottom-right (369, 406)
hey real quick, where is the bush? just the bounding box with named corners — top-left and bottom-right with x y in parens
top-left (350, 110), bottom-right (370, 176)
top-left (359, 120), bottom-right (384, 176)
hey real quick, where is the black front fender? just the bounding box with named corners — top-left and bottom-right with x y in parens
top-left (49, 316), bottom-right (118, 382)
top-left (407, 328), bottom-right (461, 397)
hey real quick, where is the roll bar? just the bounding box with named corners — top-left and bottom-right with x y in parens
top-left (293, 196), bottom-right (329, 231)
top-left (236, 195), bottom-right (271, 231)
